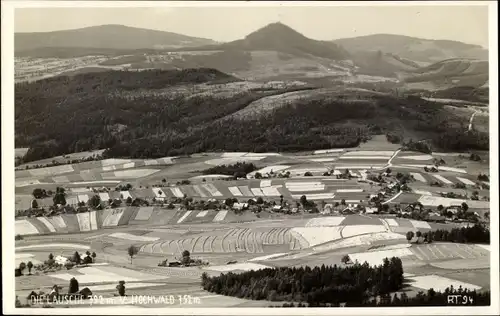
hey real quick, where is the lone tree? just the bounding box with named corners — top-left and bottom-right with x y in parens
top-left (72, 251), bottom-right (82, 264)
top-left (88, 195), bottom-right (101, 209)
top-left (341, 255), bottom-right (351, 265)
top-left (461, 202), bottom-right (469, 212)
top-left (69, 277), bottom-right (79, 294)
top-left (31, 200), bottom-right (39, 209)
top-left (181, 250), bottom-right (191, 266)
top-left (127, 245), bottom-right (139, 264)
top-left (300, 195), bottom-right (308, 206)
top-left (49, 253), bottom-right (54, 260)
top-left (116, 281), bottom-right (126, 296)
top-left (406, 231), bottom-right (415, 243)
top-left (19, 262), bottom-right (26, 275)
top-left (27, 261), bottom-right (33, 275)
top-left (92, 252), bottom-right (97, 263)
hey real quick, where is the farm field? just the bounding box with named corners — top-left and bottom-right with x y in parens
top-left (13, 135), bottom-right (491, 308)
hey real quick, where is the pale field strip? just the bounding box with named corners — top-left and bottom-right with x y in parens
top-left (206, 157), bottom-right (264, 166)
top-left (102, 165), bottom-right (117, 171)
top-left (80, 169), bottom-right (97, 180)
top-left (15, 253), bottom-right (35, 259)
top-left (338, 156), bottom-right (390, 160)
top-left (305, 216), bottom-right (345, 227)
top-left (287, 167), bottom-right (329, 174)
top-left (205, 262), bottom-right (270, 272)
top-left (342, 150), bottom-right (394, 157)
top-left (245, 152), bottom-right (280, 157)
top-left (16, 179), bottom-right (42, 187)
top-left (312, 232), bottom-right (406, 252)
top-left (37, 217), bottom-right (56, 233)
top-left (262, 186), bottom-right (281, 196)
top-left (222, 152), bottom-right (248, 157)
top-left (342, 225), bottom-right (386, 238)
top-left (238, 186), bottom-right (254, 196)
top-left (122, 162), bottom-right (136, 169)
top-left (291, 227), bottom-right (343, 246)
top-left (334, 165), bottom-right (386, 169)
top-left (260, 180), bottom-right (272, 188)
top-left (73, 180), bottom-right (121, 185)
top-left (228, 186), bottom-right (243, 196)
top-left (109, 232), bottom-right (160, 242)
top-left (403, 164), bottom-right (435, 169)
top-left (309, 158), bottom-right (337, 162)
top-left (114, 169), bottom-right (159, 178)
top-left (413, 189), bottom-right (433, 196)
top-left (101, 158), bottom-right (132, 166)
top-left (191, 174), bottom-right (232, 179)
top-left (157, 156), bottom-right (177, 164)
top-left (336, 189), bottom-right (364, 193)
top-left (170, 187), bottom-right (184, 198)
top-left (384, 218), bottom-right (399, 227)
top-left (16, 243), bottom-right (91, 251)
top-left (456, 177), bottom-right (476, 185)
top-left (247, 253), bottom-right (287, 262)
top-left (135, 207), bottom-right (154, 220)
top-left (313, 149), bottom-right (344, 155)
top-left (465, 200), bottom-right (490, 208)
top-left (410, 275), bottom-right (481, 292)
top-left (349, 247), bottom-right (414, 266)
top-left (98, 192), bottom-right (110, 201)
top-left (433, 152), bottom-right (463, 157)
top-left (372, 244), bottom-right (411, 251)
top-left (77, 194), bottom-right (90, 203)
top-left (15, 219), bottom-right (39, 235)
top-left (476, 244), bottom-right (490, 251)
top-left (438, 166), bottom-right (467, 174)
top-left (410, 220), bottom-right (432, 230)
top-left (213, 210), bottom-right (228, 222)
top-left (192, 185), bottom-right (208, 197)
top-left (102, 209), bottom-right (125, 227)
top-left (292, 193), bottom-right (335, 200)
top-left (433, 174), bottom-right (453, 185)
top-left (76, 212), bottom-right (91, 232)
top-left (286, 185), bottom-right (325, 192)
top-left (89, 282), bottom-right (167, 291)
top-left (252, 165), bottom-right (290, 174)
top-left (202, 183), bottom-right (223, 197)
top-left (418, 195), bottom-right (467, 207)
top-left (177, 211), bottom-right (193, 224)
top-left (120, 191), bottom-right (133, 199)
top-left (49, 215), bottom-right (67, 228)
top-left (66, 197), bottom-right (79, 205)
top-left (51, 266), bottom-right (157, 283)
top-left (29, 164), bottom-right (75, 177)
top-left (71, 187), bottom-right (92, 193)
top-left (52, 176), bottom-right (69, 183)
top-left (398, 154), bottom-right (434, 160)
top-left (90, 211), bottom-right (98, 230)
top-left (251, 188), bottom-right (265, 196)
top-left (196, 210), bottom-right (208, 218)
top-left (144, 159), bottom-right (159, 166)
top-left (411, 172), bottom-right (427, 182)
top-left (152, 188), bottom-right (166, 198)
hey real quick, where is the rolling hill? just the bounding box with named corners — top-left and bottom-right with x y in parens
top-left (333, 34), bottom-right (488, 63)
top-left (215, 22), bottom-right (350, 61)
top-left (15, 69), bottom-right (488, 163)
top-left (14, 24), bottom-right (217, 52)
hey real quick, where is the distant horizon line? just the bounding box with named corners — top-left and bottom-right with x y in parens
top-left (14, 23), bottom-right (488, 48)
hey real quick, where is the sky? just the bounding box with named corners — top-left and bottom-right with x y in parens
top-left (14, 4), bottom-right (490, 47)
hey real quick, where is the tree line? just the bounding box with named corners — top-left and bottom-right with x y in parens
top-left (16, 70), bottom-right (487, 163)
top-left (201, 257), bottom-right (404, 306)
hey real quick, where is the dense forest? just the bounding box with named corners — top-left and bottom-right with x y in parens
top-left (425, 223), bottom-right (490, 244)
top-left (201, 257), bottom-right (404, 305)
top-left (202, 162), bottom-right (257, 178)
top-left (16, 69), bottom-right (489, 162)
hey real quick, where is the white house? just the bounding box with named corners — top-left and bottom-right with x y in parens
top-left (55, 255), bottom-right (70, 265)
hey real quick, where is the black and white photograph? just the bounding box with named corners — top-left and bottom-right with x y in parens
top-left (2, 1), bottom-right (498, 314)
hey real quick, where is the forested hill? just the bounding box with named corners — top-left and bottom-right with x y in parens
top-left (15, 69), bottom-right (488, 163)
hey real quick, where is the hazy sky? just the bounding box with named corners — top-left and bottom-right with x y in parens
top-left (14, 4), bottom-right (490, 47)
